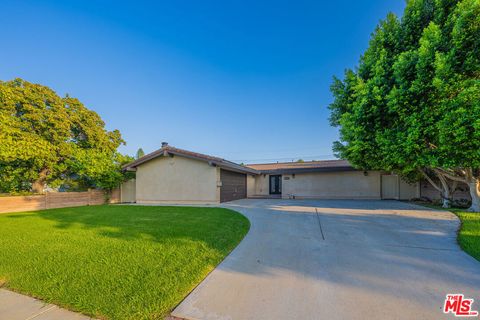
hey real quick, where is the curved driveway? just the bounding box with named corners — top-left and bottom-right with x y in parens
top-left (172, 199), bottom-right (480, 320)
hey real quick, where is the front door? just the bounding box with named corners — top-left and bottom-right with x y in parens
top-left (269, 175), bottom-right (282, 195)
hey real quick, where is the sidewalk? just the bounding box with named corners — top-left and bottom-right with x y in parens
top-left (0, 289), bottom-right (93, 320)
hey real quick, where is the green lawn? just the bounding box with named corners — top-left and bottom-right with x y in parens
top-left (0, 205), bottom-right (250, 320)
top-left (413, 203), bottom-right (480, 262)
top-left (448, 208), bottom-right (480, 261)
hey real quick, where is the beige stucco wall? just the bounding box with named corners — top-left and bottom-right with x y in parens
top-left (281, 171), bottom-right (382, 199)
top-left (248, 171), bottom-right (419, 200)
top-left (399, 179), bottom-right (419, 200)
top-left (251, 174), bottom-right (270, 196)
top-left (248, 171), bottom-right (383, 199)
top-left (135, 155), bottom-right (220, 204)
top-left (120, 178), bottom-right (136, 203)
top-left (246, 175), bottom-right (256, 197)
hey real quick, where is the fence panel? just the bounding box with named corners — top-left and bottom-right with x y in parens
top-left (110, 189), bottom-right (121, 204)
top-left (0, 195), bottom-right (46, 213)
top-left (0, 189), bottom-right (120, 214)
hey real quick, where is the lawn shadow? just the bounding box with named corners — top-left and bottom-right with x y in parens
top-left (6, 200), bottom-right (480, 305)
top-left (6, 205), bottom-right (249, 255)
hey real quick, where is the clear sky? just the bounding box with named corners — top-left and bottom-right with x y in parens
top-left (1, 0), bottom-right (406, 164)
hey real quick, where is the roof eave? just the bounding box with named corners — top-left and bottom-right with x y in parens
top-left (216, 163), bottom-right (260, 175)
top-left (255, 166), bottom-right (358, 175)
top-left (121, 147), bottom-right (260, 175)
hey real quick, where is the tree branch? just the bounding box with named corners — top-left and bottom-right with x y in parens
top-left (465, 168), bottom-right (473, 181)
top-left (437, 171), bottom-right (450, 196)
top-left (451, 180), bottom-right (458, 194)
top-left (434, 168), bottom-right (468, 183)
top-left (418, 168), bottom-right (443, 193)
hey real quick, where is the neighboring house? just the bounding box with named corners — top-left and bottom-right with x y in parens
top-left (123, 143), bottom-right (419, 204)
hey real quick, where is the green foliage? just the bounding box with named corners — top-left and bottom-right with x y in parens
top-left (329, 0), bottom-right (480, 180)
top-left (68, 151), bottom-right (135, 191)
top-left (0, 205), bottom-right (250, 319)
top-left (0, 78), bottom-right (131, 192)
top-left (136, 147), bottom-right (145, 159)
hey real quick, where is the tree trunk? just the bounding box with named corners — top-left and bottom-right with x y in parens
top-left (442, 197), bottom-right (451, 208)
top-left (31, 180), bottom-right (45, 194)
top-left (32, 179), bottom-right (45, 193)
top-left (437, 173), bottom-right (451, 208)
top-left (31, 169), bottom-right (48, 194)
top-left (468, 179), bottom-right (480, 212)
top-left (419, 168), bottom-right (444, 201)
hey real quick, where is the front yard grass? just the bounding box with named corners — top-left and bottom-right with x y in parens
top-left (413, 203), bottom-right (480, 262)
top-left (448, 208), bottom-right (480, 261)
top-left (0, 205), bottom-right (250, 319)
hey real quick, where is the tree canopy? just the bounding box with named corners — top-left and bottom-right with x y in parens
top-left (136, 148), bottom-right (145, 159)
top-left (0, 78), bottom-right (133, 193)
top-left (329, 0), bottom-right (480, 211)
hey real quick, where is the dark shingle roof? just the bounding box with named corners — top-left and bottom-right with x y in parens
top-left (123, 145), bottom-right (356, 175)
top-left (123, 145), bottom-right (259, 175)
top-left (245, 160), bottom-right (355, 174)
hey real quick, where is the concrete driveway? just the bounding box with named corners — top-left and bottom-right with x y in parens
top-left (172, 199), bottom-right (480, 320)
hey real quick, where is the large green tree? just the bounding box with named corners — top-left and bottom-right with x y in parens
top-left (0, 78), bottom-right (132, 193)
top-left (329, 0), bottom-right (480, 211)
top-left (136, 148), bottom-right (145, 159)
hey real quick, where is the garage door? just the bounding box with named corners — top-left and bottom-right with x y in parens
top-left (220, 169), bottom-right (246, 203)
top-left (381, 174), bottom-right (399, 199)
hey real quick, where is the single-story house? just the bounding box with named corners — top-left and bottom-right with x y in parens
top-left (122, 143), bottom-right (420, 204)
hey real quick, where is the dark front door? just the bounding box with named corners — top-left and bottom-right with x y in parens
top-left (269, 175), bottom-right (282, 195)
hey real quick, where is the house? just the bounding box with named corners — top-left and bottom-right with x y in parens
top-left (123, 143), bottom-right (419, 204)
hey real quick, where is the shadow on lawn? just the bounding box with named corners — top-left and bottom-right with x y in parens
top-left (7, 205), bottom-right (250, 253)
top-left (7, 200), bottom-right (480, 302)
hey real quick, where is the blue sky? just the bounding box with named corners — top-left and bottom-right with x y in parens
top-left (1, 0), bottom-right (406, 163)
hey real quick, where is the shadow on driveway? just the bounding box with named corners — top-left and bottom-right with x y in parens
top-left (172, 199), bottom-right (480, 320)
